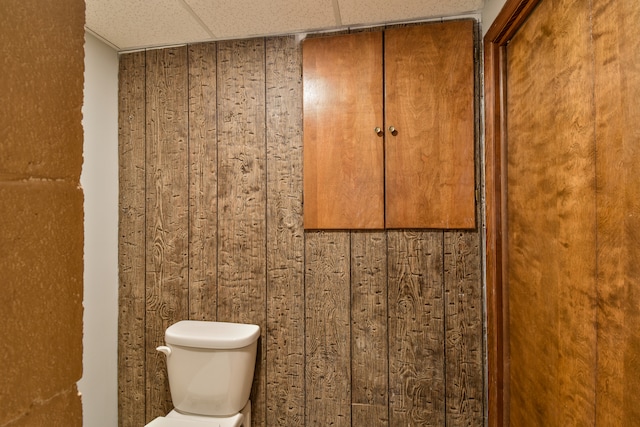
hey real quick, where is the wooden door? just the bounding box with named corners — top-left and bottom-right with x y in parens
top-left (485, 0), bottom-right (640, 425)
top-left (385, 21), bottom-right (475, 229)
top-left (302, 32), bottom-right (384, 229)
top-left (505, 0), bottom-right (598, 424)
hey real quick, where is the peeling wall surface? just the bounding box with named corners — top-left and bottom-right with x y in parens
top-left (78, 32), bottom-right (119, 427)
top-left (0, 1), bottom-right (85, 425)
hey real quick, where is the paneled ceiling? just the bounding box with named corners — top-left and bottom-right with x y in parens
top-left (85, 0), bottom-right (484, 51)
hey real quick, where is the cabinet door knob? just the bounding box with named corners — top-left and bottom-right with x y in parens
top-left (375, 127), bottom-right (384, 137)
top-left (389, 126), bottom-right (398, 136)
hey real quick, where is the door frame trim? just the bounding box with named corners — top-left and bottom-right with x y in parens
top-left (483, 1), bottom-right (541, 426)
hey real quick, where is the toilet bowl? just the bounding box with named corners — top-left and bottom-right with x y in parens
top-left (145, 320), bottom-right (260, 427)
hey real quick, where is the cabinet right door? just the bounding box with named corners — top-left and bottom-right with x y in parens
top-left (385, 21), bottom-right (476, 229)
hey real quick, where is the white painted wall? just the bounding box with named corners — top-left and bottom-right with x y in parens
top-left (78, 32), bottom-right (119, 427)
top-left (482, 0), bottom-right (509, 35)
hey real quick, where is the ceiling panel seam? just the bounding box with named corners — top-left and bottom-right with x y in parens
top-left (333, 0), bottom-right (343, 26)
top-left (180, 0), bottom-right (217, 38)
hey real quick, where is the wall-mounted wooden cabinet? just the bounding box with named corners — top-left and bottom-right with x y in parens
top-left (303, 20), bottom-right (476, 230)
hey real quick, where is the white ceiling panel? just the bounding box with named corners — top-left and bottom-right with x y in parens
top-left (86, 0), bottom-right (211, 50)
top-left (85, 0), bottom-right (484, 52)
top-left (185, 0), bottom-right (338, 40)
top-left (338, 0), bottom-right (484, 26)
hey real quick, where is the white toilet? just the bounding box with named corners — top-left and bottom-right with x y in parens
top-left (145, 320), bottom-right (261, 427)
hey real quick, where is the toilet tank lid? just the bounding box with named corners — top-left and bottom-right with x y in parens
top-left (165, 320), bottom-right (260, 349)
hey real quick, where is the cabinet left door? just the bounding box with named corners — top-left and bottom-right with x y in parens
top-left (302, 32), bottom-right (384, 229)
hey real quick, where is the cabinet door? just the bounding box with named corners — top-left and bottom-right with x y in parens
top-left (385, 21), bottom-right (476, 229)
top-left (303, 32), bottom-right (384, 229)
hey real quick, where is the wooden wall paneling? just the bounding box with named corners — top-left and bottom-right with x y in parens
top-left (593, 0), bottom-right (640, 424)
top-left (388, 231), bottom-right (445, 426)
top-left (505, 0), bottom-right (598, 424)
top-left (305, 231), bottom-right (351, 425)
top-left (118, 51), bottom-right (147, 427)
top-left (265, 36), bottom-right (306, 425)
top-left (117, 20), bottom-right (486, 425)
top-left (216, 38), bottom-right (268, 424)
top-left (144, 46), bottom-right (190, 421)
top-left (444, 231), bottom-right (483, 426)
top-left (188, 42), bottom-right (218, 321)
top-left (351, 231), bottom-right (389, 425)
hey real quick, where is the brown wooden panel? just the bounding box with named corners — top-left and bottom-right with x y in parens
top-left (265, 35), bottom-right (306, 425)
top-left (385, 21), bottom-right (475, 229)
top-left (505, 0), bottom-right (597, 424)
top-left (188, 42), bottom-right (218, 321)
top-left (351, 231), bottom-right (389, 425)
top-left (305, 231), bottom-right (351, 426)
top-left (593, 0), bottom-right (640, 424)
top-left (145, 46), bottom-right (190, 421)
top-left (444, 231), bottom-right (483, 426)
top-left (216, 38), bottom-right (267, 425)
top-left (388, 230), bottom-right (445, 426)
top-left (117, 51), bottom-right (147, 427)
top-left (117, 20), bottom-right (485, 426)
top-left (303, 32), bottom-right (384, 229)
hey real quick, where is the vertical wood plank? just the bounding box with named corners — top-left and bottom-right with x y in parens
top-left (305, 231), bottom-right (351, 426)
top-left (118, 51), bottom-right (146, 427)
top-left (216, 38), bottom-right (267, 425)
top-left (351, 231), bottom-right (389, 425)
top-left (444, 231), bottom-right (483, 426)
top-left (593, 0), bottom-right (640, 424)
top-left (388, 231), bottom-right (445, 426)
top-left (188, 42), bottom-right (218, 320)
top-left (265, 36), bottom-right (306, 425)
top-left (145, 46), bottom-right (190, 421)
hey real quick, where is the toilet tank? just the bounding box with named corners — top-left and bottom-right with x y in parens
top-left (161, 320), bottom-right (260, 417)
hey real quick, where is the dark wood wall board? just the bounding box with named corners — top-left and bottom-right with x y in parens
top-left (144, 46), bottom-right (190, 421)
top-left (304, 231), bottom-right (352, 426)
top-left (216, 38), bottom-right (268, 425)
top-left (187, 42), bottom-right (218, 321)
top-left (265, 36), bottom-right (306, 425)
top-left (444, 230), bottom-right (484, 426)
top-left (388, 231), bottom-right (446, 426)
top-left (351, 231), bottom-right (389, 425)
top-left (118, 50), bottom-right (147, 427)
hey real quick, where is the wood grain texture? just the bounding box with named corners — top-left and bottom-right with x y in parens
top-left (506, 0), bottom-right (598, 424)
top-left (265, 36), bottom-right (306, 425)
top-left (351, 231), bottom-right (389, 426)
top-left (385, 21), bottom-right (476, 229)
top-left (188, 43), bottom-right (218, 321)
top-left (302, 32), bottom-right (384, 229)
top-left (145, 46), bottom-right (190, 422)
top-left (117, 22), bottom-right (484, 427)
top-left (593, 0), bottom-right (640, 424)
top-left (305, 231), bottom-right (351, 426)
top-left (117, 51), bottom-right (147, 427)
top-left (388, 231), bottom-right (445, 426)
top-left (444, 231), bottom-right (483, 426)
top-left (216, 38), bottom-right (268, 425)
